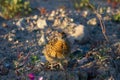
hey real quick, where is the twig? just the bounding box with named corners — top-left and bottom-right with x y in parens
top-left (0, 57), bottom-right (7, 65)
top-left (22, 52), bottom-right (31, 65)
top-left (88, 3), bottom-right (109, 42)
top-left (95, 12), bottom-right (109, 42)
top-left (15, 52), bottom-right (31, 69)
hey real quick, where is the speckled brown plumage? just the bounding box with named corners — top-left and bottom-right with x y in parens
top-left (42, 32), bottom-right (70, 69)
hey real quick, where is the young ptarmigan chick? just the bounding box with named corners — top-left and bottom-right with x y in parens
top-left (42, 32), bottom-right (70, 70)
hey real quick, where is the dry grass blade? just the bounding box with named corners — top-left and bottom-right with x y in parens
top-left (96, 13), bottom-right (109, 42)
top-left (88, 3), bottom-right (109, 42)
top-left (0, 57), bottom-right (7, 65)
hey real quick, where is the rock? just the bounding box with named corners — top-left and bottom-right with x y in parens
top-left (81, 10), bottom-right (88, 18)
top-left (16, 18), bottom-right (26, 29)
top-left (59, 8), bottom-right (66, 17)
top-left (50, 10), bottom-right (56, 17)
top-left (53, 18), bottom-right (61, 27)
top-left (33, 15), bottom-right (38, 20)
top-left (26, 18), bottom-right (30, 23)
top-left (37, 18), bottom-right (47, 29)
top-left (38, 31), bottom-right (47, 46)
top-left (47, 10), bottom-right (56, 20)
top-left (33, 20), bottom-right (37, 25)
top-left (60, 13), bottom-right (66, 17)
top-left (61, 19), bottom-right (68, 27)
top-left (68, 24), bottom-right (89, 44)
top-left (2, 23), bottom-right (8, 28)
top-left (11, 29), bottom-right (16, 34)
top-left (112, 42), bottom-right (120, 56)
top-left (87, 18), bottom-right (97, 26)
top-left (40, 55), bottom-right (47, 63)
top-left (65, 23), bottom-right (76, 34)
top-left (76, 68), bottom-right (88, 80)
top-left (61, 17), bottom-right (71, 27)
top-left (0, 65), bottom-right (9, 75)
top-left (4, 63), bottom-right (11, 69)
top-left (8, 33), bottom-right (15, 41)
top-left (29, 22), bottom-right (34, 28)
top-left (48, 16), bottom-right (55, 20)
top-left (68, 59), bottom-right (78, 68)
top-left (106, 7), bottom-right (111, 13)
top-left (77, 57), bottom-right (88, 65)
top-left (8, 37), bottom-right (13, 41)
top-left (59, 8), bottom-right (65, 13)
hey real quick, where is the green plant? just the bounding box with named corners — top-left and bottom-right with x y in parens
top-left (112, 13), bottom-right (120, 22)
top-left (30, 55), bottom-right (39, 63)
top-left (72, 0), bottom-right (93, 10)
top-left (0, 0), bottom-right (32, 19)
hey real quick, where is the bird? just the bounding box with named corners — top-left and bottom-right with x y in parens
top-left (42, 32), bottom-right (70, 70)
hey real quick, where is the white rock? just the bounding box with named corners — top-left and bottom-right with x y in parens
top-left (70, 18), bottom-right (74, 22)
top-left (11, 30), bottom-right (16, 34)
top-left (59, 8), bottom-right (64, 13)
top-left (61, 13), bottom-right (66, 17)
top-left (106, 7), bottom-right (111, 13)
top-left (14, 40), bottom-right (19, 44)
top-left (37, 18), bottom-right (47, 29)
top-left (38, 31), bottom-right (47, 46)
top-left (68, 24), bottom-right (89, 44)
top-left (53, 18), bottom-right (61, 27)
top-left (50, 10), bottom-right (56, 17)
top-left (33, 20), bottom-right (37, 25)
top-left (16, 18), bottom-right (25, 29)
top-left (55, 11), bottom-right (59, 15)
top-left (13, 22), bottom-right (16, 25)
top-left (81, 10), bottom-right (88, 18)
top-left (62, 18), bottom-right (69, 27)
top-left (8, 37), bottom-right (13, 41)
top-left (87, 18), bottom-right (97, 26)
top-left (47, 16), bottom-right (54, 20)
top-left (26, 40), bottom-right (29, 43)
top-left (71, 25), bottom-right (84, 40)
top-left (99, 7), bottom-right (104, 14)
top-left (33, 15), bottom-right (38, 20)
top-left (26, 18), bottom-right (30, 23)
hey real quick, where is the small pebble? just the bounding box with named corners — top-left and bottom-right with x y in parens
top-left (33, 15), bottom-right (38, 20)
top-left (8, 38), bottom-right (13, 41)
top-left (0, 65), bottom-right (9, 75)
top-left (4, 63), bottom-right (11, 69)
top-left (2, 23), bottom-right (8, 27)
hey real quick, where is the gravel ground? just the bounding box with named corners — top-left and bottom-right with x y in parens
top-left (0, 0), bottom-right (120, 80)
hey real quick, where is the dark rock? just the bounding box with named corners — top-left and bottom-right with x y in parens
top-left (112, 42), bottom-right (120, 56)
top-left (0, 65), bottom-right (9, 75)
top-left (68, 59), bottom-right (78, 68)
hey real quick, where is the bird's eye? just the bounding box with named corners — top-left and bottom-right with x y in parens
top-left (61, 45), bottom-right (64, 49)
